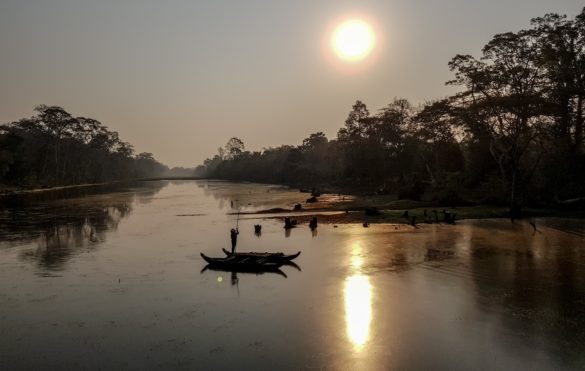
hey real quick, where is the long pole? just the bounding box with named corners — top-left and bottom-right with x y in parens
top-left (234, 199), bottom-right (240, 229)
top-left (236, 208), bottom-right (240, 229)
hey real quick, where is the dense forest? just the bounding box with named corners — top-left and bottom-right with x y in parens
top-left (197, 9), bottom-right (585, 216)
top-left (0, 105), bottom-right (169, 189)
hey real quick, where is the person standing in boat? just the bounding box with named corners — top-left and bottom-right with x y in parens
top-left (230, 228), bottom-right (239, 253)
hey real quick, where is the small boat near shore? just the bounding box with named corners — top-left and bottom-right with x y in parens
top-left (221, 248), bottom-right (301, 261)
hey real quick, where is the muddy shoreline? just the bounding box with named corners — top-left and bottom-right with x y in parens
top-left (234, 194), bottom-right (585, 226)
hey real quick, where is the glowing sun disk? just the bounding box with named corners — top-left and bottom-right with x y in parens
top-left (332, 20), bottom-right (375, 62)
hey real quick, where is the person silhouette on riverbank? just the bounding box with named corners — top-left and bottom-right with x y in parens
top-left (254, 224), bottom-right (262, 236)
top-left (309, 216), bottom-right (318, 230)
top-left (230, 228), bottom-right (239, 253)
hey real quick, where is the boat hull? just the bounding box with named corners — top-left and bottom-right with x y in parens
top-left (200, 253), bottom-right (284, 270)
top-left (221, 248), bottom-right (301, 261)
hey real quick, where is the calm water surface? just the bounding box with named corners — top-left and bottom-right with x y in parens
top-left (1, 180), bottom-right (584, 370)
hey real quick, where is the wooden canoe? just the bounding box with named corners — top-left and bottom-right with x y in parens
top-left (201, 253), bottom-right (284, 269)
top-left (222, 248), bottom-right (301, 261)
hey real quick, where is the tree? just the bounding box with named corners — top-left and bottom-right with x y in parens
top-left (302, 132), bottom-right (328, 150)
top-left (0, 106), bottom-right (167, 187)
top-left (532, 10), bottom-right (585, 149)
top-left (376, 99), bottom-right (412, 179)
top-left (448, 28), bottom-right (548, 217)
top-left (338, 100), bottom-right (371, 141)
top-left (413, 100), bottom-right (464, 185)
top-left (225, 137), bottom-right (245, 159)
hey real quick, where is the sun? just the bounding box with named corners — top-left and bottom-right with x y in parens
top-left (331, 19), bottom-right (376, 62)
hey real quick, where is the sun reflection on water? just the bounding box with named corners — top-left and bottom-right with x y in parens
top-left (344, 242), bottom-right (373, 350)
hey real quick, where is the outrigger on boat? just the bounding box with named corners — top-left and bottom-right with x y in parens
top-left (221, 248), bottom-right (301, 261)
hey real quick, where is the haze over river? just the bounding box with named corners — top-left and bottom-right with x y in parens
top-left (1, 180), bottom-right (584, 370)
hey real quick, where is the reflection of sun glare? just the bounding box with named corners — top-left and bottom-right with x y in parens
top-left (332, 19), bottom-right (376, 62)
top-left (351, 242), bottom-right (362, 263)
top-left (351, 251), bottom-right (363, 269)
top-left (344, 275), bottom-right (372, 349)
top-left (344, 241), bottom-right (373, 350)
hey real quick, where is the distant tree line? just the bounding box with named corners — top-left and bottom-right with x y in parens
top-left (197, 8), bottom-right (585, 216)
top-left (0, 105), bottom-right (168, 188)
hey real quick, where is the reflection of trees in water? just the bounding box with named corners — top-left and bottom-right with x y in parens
top-left (0, 181), bottom-right (168, 208)
top-left (0, 181), bottom-right (166, 271)
top-left (196, 180), bottom-right (237, 210)
top-left (354, 222), bottom-right (585, 367)
top-left (196, 180), bottom-right (293, 211)
top-left (353, 226), bottom-right (463, 274)
top-left (128, 180), bottom-right (169, 205)
top-left (197, 180), bottom-right (259, 210)
top-left (18, 204), bottom-right (130, 271)
top-left (467, 221), bottom-right (585, 368)
top-left (355, 222), bottom-right (584, 366)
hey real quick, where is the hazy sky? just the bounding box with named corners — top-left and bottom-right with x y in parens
top-left (1, 1), bottom-right (583, 167)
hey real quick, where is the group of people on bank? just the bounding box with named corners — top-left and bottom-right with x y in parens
top-left (229, 216), bottom-right (318, 252)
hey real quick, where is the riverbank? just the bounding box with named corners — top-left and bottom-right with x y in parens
top-left (4, 178), bottom-right (583, 224)
top-left (0, 176), bottom-right (205, 196)
top-left (0, 181), bottom-right (124, 196)
top-left (208, 177), bottom-right (585, 220)
top-left (240, 191), bottom-right (585, 225)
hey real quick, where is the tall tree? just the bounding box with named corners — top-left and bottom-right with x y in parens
top-left (448, 28), bottom-right (548, 216)
top-left (225, 137), bottom-right (245, 159)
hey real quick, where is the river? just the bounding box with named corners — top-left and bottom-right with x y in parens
top-left (0, 180), bottom-right (584, 370)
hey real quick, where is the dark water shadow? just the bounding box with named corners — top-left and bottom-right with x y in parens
top-left (466, 222), bottom-right (585, 368)
top-left (200, 264), bottom-right (289, 278)
top-left (0, 181), bottom-right (168, 272)
top-left (282, 261), bottom-right (302, 271)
